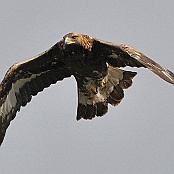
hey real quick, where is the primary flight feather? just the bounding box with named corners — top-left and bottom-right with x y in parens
top-left (0, 32), bottom-right (174, 146)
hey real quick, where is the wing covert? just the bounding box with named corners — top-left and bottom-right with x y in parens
top-left (93, 38), bottom-right (174, 84)
top-left (0, 40), bottom-right (71, 146)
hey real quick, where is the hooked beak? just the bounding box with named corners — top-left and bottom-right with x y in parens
top-left (64, 37), bottom-right (75, 45)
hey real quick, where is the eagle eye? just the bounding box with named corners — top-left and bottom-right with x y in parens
top-left (71, 35), bottom-right (78, 39)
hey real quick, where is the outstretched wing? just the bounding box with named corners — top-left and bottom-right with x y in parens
top-left (0, 40), bottom-right (71, 146)
top-left (93, 39), bottom-right (174, 84)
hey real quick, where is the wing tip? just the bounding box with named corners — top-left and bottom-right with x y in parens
top-left (162, 68), bottom-right (174, 85)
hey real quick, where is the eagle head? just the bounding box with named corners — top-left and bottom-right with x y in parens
top-left (63, 32), bottom-right (93, 50)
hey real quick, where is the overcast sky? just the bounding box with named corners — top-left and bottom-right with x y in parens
top-left (0, 1), bottom-right (174, 174)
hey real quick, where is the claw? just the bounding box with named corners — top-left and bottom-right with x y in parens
top-left (99, 78), bottom-right (107, 88)
top-left (90, 86), bottom-right (98, 94)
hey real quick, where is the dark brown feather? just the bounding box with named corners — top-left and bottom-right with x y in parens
top-left (84, 104), bottom-right (96, 120)
top-left (93, 38), bottom-right (174, 84)
top-left (96, 102), bottom-right (108, 116)
top-left (1, 32), bottom-right (174, 146)
top-left (0, 40), bottom-right (71, 146)
top-left (119, 71), bottom-right (137, 89)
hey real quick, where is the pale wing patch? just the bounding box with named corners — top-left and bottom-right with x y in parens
top-left (0, 73), bottom-right (42, 125)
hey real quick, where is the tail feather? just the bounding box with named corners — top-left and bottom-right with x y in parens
top-left (76, 67), bottom-right (137, 120)
top-left (76, 104), bottom-right (86, 121)
top-left (84, 104), bottom-right (96, 120)
top-left (108, 85), bottom-right (124, 106)
top-left (119, 71), bottom-right (137, 89)
top-left (96, 102), bottom-right (108, 116)
top-left (76, 90), bottom-right (108, 120)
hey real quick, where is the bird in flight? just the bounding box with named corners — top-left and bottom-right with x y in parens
top-left (0, 32), bottom-right (174, 146)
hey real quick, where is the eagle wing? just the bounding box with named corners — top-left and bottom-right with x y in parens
top-left (0, 40), bottom-right (71, 145)
top-left (93, 38), bottom-right (174, 84)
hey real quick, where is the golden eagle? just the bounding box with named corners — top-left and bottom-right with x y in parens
top-left (0, 32), bottom-right (174, 146)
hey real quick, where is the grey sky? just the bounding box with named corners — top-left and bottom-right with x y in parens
top-left (0, 1), bottom-right (174, 174)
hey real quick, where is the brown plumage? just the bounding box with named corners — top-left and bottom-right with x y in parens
top-left (0, 32), bottom-right (174, 146)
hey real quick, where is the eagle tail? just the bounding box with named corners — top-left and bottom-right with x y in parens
top-left (76, 67), bottom-right (137, 120)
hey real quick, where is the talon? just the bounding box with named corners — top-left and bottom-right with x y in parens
top-left (90, 86), bottom-right (98, 94)
top-left (99, 78), bottom-right (107, 88)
